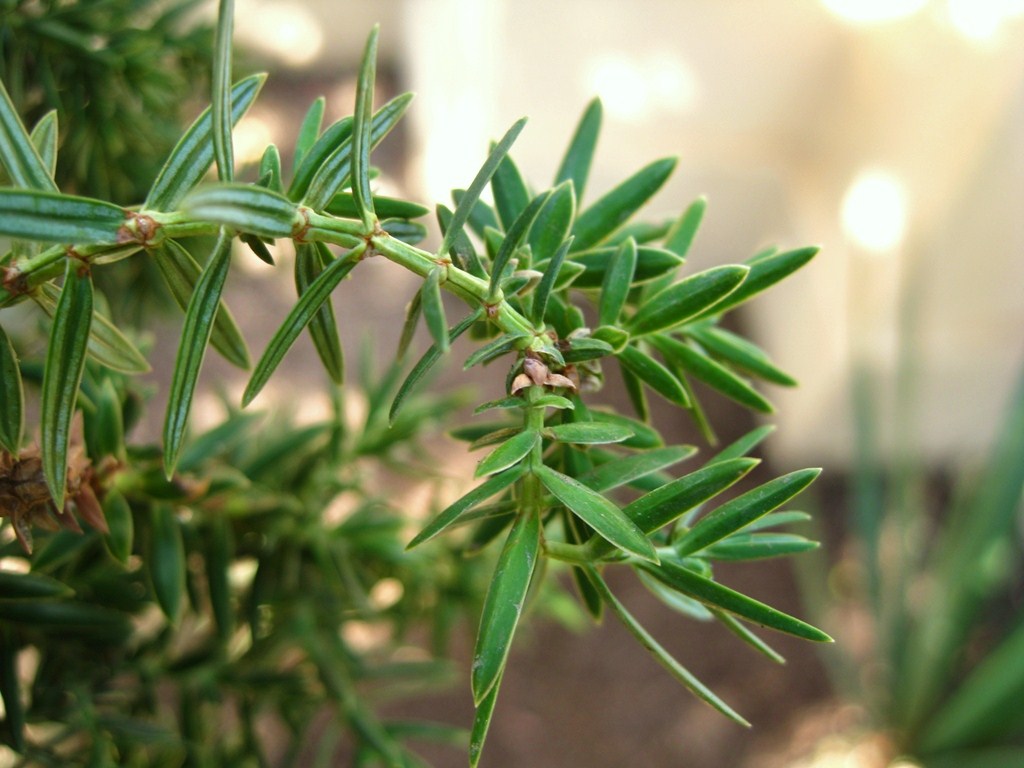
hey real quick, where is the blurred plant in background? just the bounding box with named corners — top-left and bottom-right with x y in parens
top-left (0, 0), bottom-right (211, 204)
top-left (1, 359), bottom-right (491, 766)
top-left (797, 358), bottom-right (1024, 767)
top-left (0, 2), bottom-right (830, 765)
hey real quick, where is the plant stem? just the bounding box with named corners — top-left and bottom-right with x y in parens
top-left (371, 231), bottom-right (537, 340)
top-left (518, 386), bottom-right (548, 551)
top-left (544, 540), bottom-right (595, 565)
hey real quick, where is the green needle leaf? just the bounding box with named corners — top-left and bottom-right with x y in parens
top-left (637, 559), bottom-right (832, 643)
top-left (651, 334), bottom-right (773, 413)
top-left (488, 191), bottom-right (550, 298)
top-left (709, 425), bottom-right (776, 464)
top-left (569, 245), bottom-right (684, 289)
top-left (41, 259), bottom-right (92, 508)
top-left (102, 488), bottom-right (133, 566)
top-left (389, 310), bottom-right (482, 424)
top-left (29, 110), bottom-right (58, 180)
top-left (469, 670), bottom-right (503, 768)
top-left (34, 283), bottom-right (150, 374)
top-left (674, 468), bottom-right (821, 556)
top-left (571, 157), bottom-right (676, 252)
top-left (527, 180), bottom-right (575, 264)
top-left (623, 457), bottom-right (759, 537)
top-left (709, 608), bottom-right (785, 664)
top-left (471, 509), bottom-right (541, 704)
top-left (396, 289), bottom-right (423, 359)
top-left (555, 98), bottom-right (602, 203)
top-left (207, 516), bottom-right (235, 642)
top-left (607, 220), bottom-right (672, 247)
top-left (301, 93), bottom-right (413, 211)
top-left (182, 183), bottom-right (298, 238)
top-left (529, 237), bottom-right (573, 327)
top-left (703, 532), bottom-right (819, 561)
top-left (0, 78), bottom-right (57, 191)
top-left (437, 118), bottom-right (528, 260)
top-left (0, 601), bottom-right (131, 640)
top-left (150, 504), bottom-right (186, 623)
top-left (627, 265), bottom-right (749, 337)
top-left (7, 111), bottom-right (60, 258)
top-left (0, 324), bottom-right (25, 454)
top-left (584, 566), bottom-right (750, 726)
top-left (535, 464), bottom-right (658, 563)
top-left (146, 75), bottom-right (265, 211)
top-left (620, 363), bottom-right (649, 421)
top-left (257, 143), bottom-right (283, 193)
top-left (744, 511), bottom-right (812, 532)
top-left (213, 0), bottom-right (235, 182)
top-left (580, 445), bottom-right (697, 493)
top-left (289, 114), bottom-right (352, 201)
top-left (588, 408), bottom-right (662, 449)
top-left (351, 26), bottom-right (379, 229)
top-left (421, 266), bottom-right (450, 354)
top-left (328, 192), bottom-right (429, 220)
top-left (293, 97), bottom-right (325, 174)
top-left (545, 421), bottom-right (634, 445)
top-left (244, 245), bottom-right (364, 406)
top-left (464, 332), bottom-right (529, 370)
top-left (163, 233), bottom-right (233, 477)
top-left (664, 196), bottom-right (706, 258)
top-left (0, 189), bottom-right (125, 244)
top-left (153, 240), bottom-right (250, 368)
top-left (689, 325), bottom-right (797, 387)
top-left (436, 203), bottom-right (485, 277)
top-left (381, 218), bottom-right (427, 245)
top-left (598, 237), bottom-right (637, 327)
top-left (637, 566), bottom-right (713, 620)
top-left (295, 243), bottom-right (344, 383)
top-left (451, 188), bottom-right (500, 239)
top-left (475, 429), bottom-right (537, 477)
top-left (617, 344), bottom-right (690, 407)
top-left (491, 149), bottom-right (531, 230)
top-left (693, 246), bottom-right (819, 320)
top-left (0, 571), bottom-right (73, 600)
top-left (408, 464), bottom-right (527, 549)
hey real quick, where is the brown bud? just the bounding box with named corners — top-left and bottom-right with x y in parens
top-left (74, 483), bottom-right (109, 535)
top-left (510, 373), bottom-right (533, 395)
top-left (523, 357), bottom-right (549, 386)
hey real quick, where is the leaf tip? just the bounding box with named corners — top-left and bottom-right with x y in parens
top-left (470, 663), bottom-right (492, 707)
top-left (811, 628), bottom-right (835, 644)
top-left (240, 386), bottom-right (257, 409)
top-left (46, 482), bottom-right (66, 516)
top-left (161, 455), bottom-right (178, 483)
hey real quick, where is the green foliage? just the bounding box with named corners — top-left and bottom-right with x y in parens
top-left (0, 0), bottom-right (211, 204)
top-left (0, 365), bottom-right (480, 765)
top-left (0, 6), bottom-right (827, 766)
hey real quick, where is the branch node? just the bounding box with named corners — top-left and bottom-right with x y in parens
top-left (117, 211), bottom-right (163, 248)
